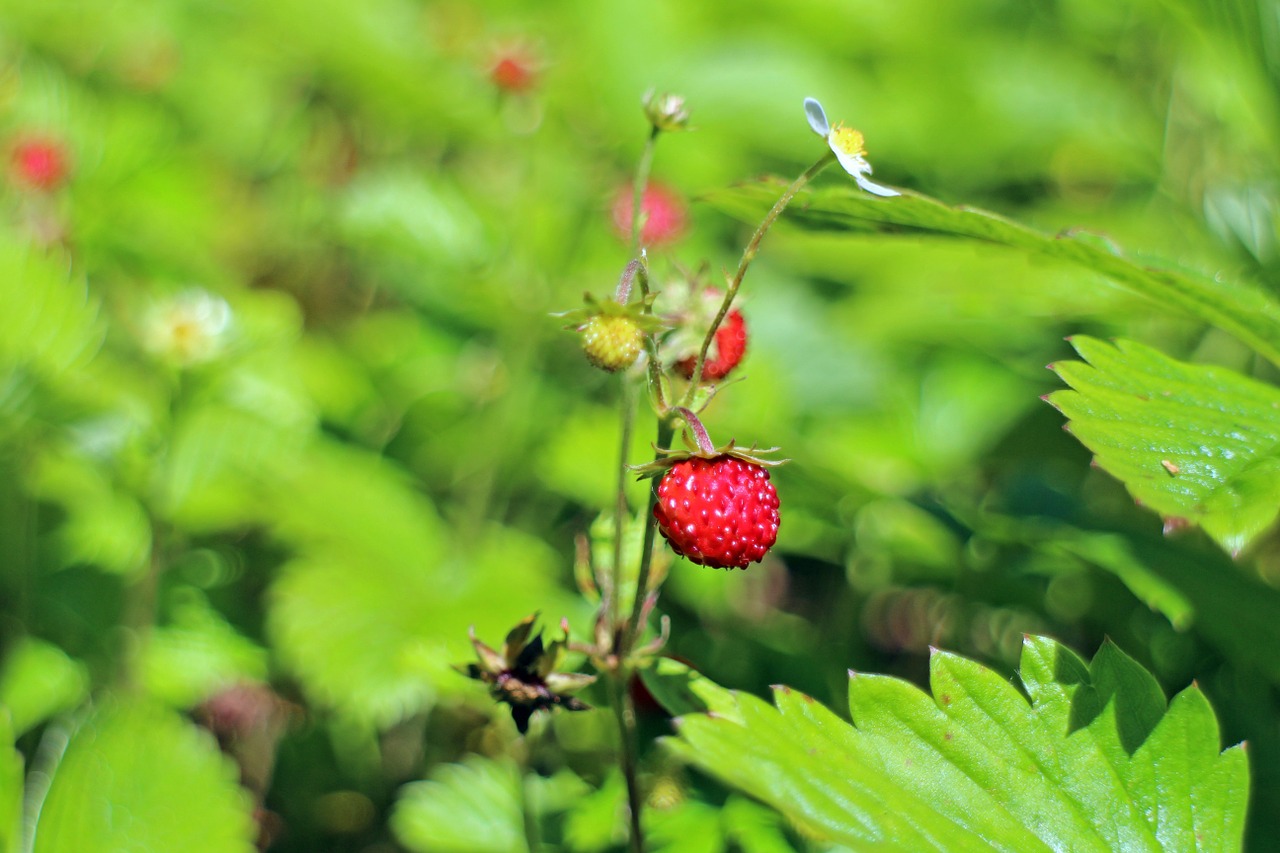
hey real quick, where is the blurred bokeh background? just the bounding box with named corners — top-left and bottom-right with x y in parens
top-left (2, 0), bottom-right (1280, 849)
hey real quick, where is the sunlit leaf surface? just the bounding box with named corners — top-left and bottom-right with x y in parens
top-left (32, 700), bottom-right (255, 853)
top-left (663, 636), bottom-right (1248, 852)
top-left (707, 181), bottom-right (1280, 367)
top-left (1049, 336), bottom-right (1280, 555)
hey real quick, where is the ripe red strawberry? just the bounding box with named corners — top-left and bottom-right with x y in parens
top-left (675, 308), bottom-right (746, 382)
top-left (611, 182), bottom-right (687, 246)
top-left (10, 136), bottom-right (69, 191)
top-left (581, 314), bottom-right (644, 372)
top-left (653, 455), bottom-right (779, 569)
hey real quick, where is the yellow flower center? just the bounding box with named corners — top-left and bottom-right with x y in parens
top-left (830, 123), bottom-right (866, 157)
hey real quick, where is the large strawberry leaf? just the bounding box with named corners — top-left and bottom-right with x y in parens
top-left (391, 756), bottom-right (527, 853)
top-left (30, 699), bottom-right (256, 852)
top-left (705, 181), bottom-right (1280, 367)
top-left (655, 636), bottom-right (1247, 852)
top-left (1047, 336), bottom-right (1280, 556)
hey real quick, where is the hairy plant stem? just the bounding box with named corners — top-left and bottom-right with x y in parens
top-left (609, 668), bottom-right (645, 853)
top-left (625, 417), bottom-right (674, 649)
top-left (631, 127), bottom-right (661, 254)
top-left (599, 120), bottom-right (666, 853)
top-left (610, 377), bottom-right (637, 632)
top-left (516, 721), bottom-right (543, 853)
top-left (679, 151), bottom-right (834, 408)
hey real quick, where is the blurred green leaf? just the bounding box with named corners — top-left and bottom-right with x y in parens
top-left (721, 795), bottom-right (797, 853)
top-left (267, 444), bottom-right (570, 725)
top-left (30, 447), bottom-right (150, 577)
top-left (0, 242), bottom-right (102, 380)
top-left (0, 714), bottom-right (20, 853)
top-left (1049, 336), bottom-right (1280, 555)
top-left (391, 756), bottom-right (526, 853)
top-left (647, 799), bottom-right (723, 853)
top-left (32, 699), bottom-right (255, 853)
top-left (142, 587), bottom-right (269, 708)
top-left (0, 639), bottom-right (88, 737)
top-left (562, 770), bottom-right (625, 853)
top-left (706, 181), bottom-right (1280, 367)
top-left (665, 636), bottom-right (1247, 852)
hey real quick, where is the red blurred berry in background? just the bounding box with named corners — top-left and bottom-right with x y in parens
top-left (611, 182), bottom-right (687, 246)
top-left (488, 47), bottom-right (539, 93)
top-left (675, 307), bottom-right (747, 382)
top-left (10, 136), bottom-right (70, 191)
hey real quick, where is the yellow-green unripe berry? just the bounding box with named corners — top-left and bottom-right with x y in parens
top-left (581, 314), bottom-right (643, 372)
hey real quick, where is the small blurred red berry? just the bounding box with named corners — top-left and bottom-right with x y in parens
top-left (10, 137), bottom-right (70, 191)
top-left (675, 308), bottom-right (747, 382)
top-left (611, 182), bottom-right (687, 246)
top-left (489, 50), bottom-right (538, 93)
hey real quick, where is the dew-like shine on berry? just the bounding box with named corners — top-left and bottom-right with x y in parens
top-left (653, 455), bottom-right (780, 569)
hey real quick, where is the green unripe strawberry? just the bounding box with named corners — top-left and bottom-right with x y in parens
top-left (581, 314), bottom-right (644, 372)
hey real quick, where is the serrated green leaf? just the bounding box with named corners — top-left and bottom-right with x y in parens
top-left (640, 656), bottom-right (741, 720)
top-left (32, 699), bottom-right (256, 853)
top-left (0, 639), bottom-right (88, 737)
top-left (665, 636), bottom-right (1248, 853)
top-left (390, 756), bottom-right (527, 853)
top-left (705, 181), bottom-right (1280, 366)
top-left (1048, 336), bottom-right (1280, 555)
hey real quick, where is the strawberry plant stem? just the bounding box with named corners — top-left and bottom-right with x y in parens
top-left (609, 669), bottom-right (645, 853)
top-left (631, 127), bottom-right (661, 255)
top-left (625, 417), bottom-right (674, 648)
top-left (671, 406), bottom-right (715, 454)
top-left (679, 151), bottom-right (835, 408)
top-left (611, 377), bottom-right (637, 632)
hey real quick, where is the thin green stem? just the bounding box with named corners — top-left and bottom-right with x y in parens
top-left (517, 723), bottom-right (542, 853)
top-left (610, 378), bottom-right (637, 632)
top-left (631, 127), bottom-right (661, 258)
top-left (609, 668), bottom-right (645, 853)
top-left (679, 152), bottom-right (834, 406)
top-left (625, 417), bottom-right (674, 649)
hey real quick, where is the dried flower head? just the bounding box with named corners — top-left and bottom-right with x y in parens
top-left (457, 614), bottom-right (595, 733)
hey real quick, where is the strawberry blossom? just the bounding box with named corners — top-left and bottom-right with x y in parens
top-left (803, 97), bottom-right (898, 197)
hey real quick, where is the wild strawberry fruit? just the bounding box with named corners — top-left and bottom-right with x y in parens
top-left (581, 314), bottom-right (644, 372)
top-left (653, 455), bottom-right (780, 569)
top-left (558, 287), bottom-right (665, 374)
top-left (611, 182), bottom-right (687, 246)
top-left (10, 136), bottom-right (69, 191)
top-left (675, 308), bottom-right (746, 382)
top-left (489, 48), bottom-right (538, 93)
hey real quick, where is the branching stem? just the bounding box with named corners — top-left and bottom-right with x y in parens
top-left (679, 151), bottom-right (833, 406)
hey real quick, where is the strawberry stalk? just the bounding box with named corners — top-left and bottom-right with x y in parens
top-left (630, 126), bottom-right (661, 255)
top-left (669, 406), bottom-right (716, 455)
top-left (679, 150), bottom-right (836, 407)
top-left (613, 258), bottom-right (641, 304)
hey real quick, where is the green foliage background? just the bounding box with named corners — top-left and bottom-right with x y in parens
top-left (0, 0), bottom-right (1278, 849)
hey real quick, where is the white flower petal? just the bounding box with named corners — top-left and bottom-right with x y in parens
top-left (854, 174), bottom-right (900, 197)
top-left (803, 98), bottom-right (829, 136)
top-left (828, 141), bottom-right (868, 179)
